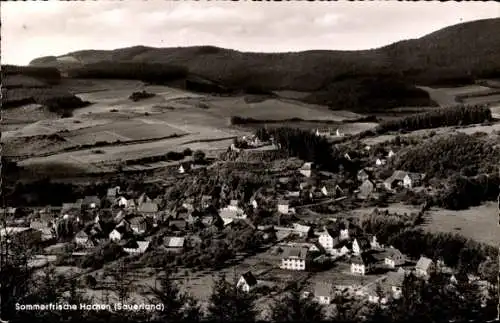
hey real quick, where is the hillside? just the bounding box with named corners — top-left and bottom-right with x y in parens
top-left (28, 18), bottom-right (500, 112)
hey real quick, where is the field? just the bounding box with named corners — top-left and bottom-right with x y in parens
top-left (419, 84), bottom-right (500, 107)
top-left (421, 202), bottom-right (500, 247)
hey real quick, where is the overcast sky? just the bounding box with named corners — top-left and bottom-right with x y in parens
top-left (2, 1), bottom-right (499, 65)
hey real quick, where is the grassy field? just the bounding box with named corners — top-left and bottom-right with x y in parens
top-left (422, 202), bottom-right (500, 247)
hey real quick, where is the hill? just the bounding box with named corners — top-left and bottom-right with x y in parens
top-left (28, 18), bottom-right (500, 112)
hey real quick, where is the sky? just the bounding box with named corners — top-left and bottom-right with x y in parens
top-left (2, 1), bottom-right (499, 65)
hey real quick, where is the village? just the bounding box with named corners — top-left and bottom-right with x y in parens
top-left (1, 129), bottom-right (493, 315)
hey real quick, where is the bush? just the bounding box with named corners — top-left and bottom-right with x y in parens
top-left (129, 90), bottom-right (155, 102)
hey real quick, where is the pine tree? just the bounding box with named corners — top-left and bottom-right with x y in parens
top-left (269, 283), bottom-right (325, 322)
top-left (206, 273), bottom-right (258, 322)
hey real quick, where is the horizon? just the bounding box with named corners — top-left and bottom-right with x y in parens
top-left (2, 2), bottom-right (499, 66)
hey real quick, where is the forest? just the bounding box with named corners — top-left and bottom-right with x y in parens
top-left (375, 104), bottom-right (493, 133)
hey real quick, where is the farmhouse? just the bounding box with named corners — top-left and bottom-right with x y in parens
top-left (352, 237), bottom-right (371, 255)
top-left (384, 247), bottom-right (405, 268)
top-left (314, 282), bottom-right (335, 304)
top-left (357, 169), bottom-right (370, 182)
top-left (280, 247), bottom-right (309, 271)
top-left (123, 240), bottom-right (150, 254)
top-left (178, 164), bottom-right (191, 174)
top-left (415, 256), bottom-right (435, 278)
top-left (384, 171), bottom-right (409, 191)
top-left (350, 252), bottom-right (377, 276)
top-left (237, 271), bottom-right (258, 293)
top-left (163, 236), bottom-right (185, 253)
top-left (129, 216), bottom-right (151, 235)
top-left (375, 158), bottom-right (386, 166)
top-left (299, 162), bottom-right (313, 178)
top-left (388, 150), bottom-right (396, 158)
top-left (319, 227), bottom-right (340, 251)
top-left (358, 180), bottom-right (375, 200)
top-left (292, 223), bottom-right (312, 238)
top-left (109, 226), bottom-right (129, 242)
top-left (403, 173), bottom-right (425, 189)
top-left (385, 268), bottom-right (406, 299)
top-left (277, 200), bottom-right (290, 214)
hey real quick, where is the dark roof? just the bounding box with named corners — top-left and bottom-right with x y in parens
top-left (352, 252), bottom-right (377, 265)
top-left (355, 237), bottom-right (371, 250)
top-left (406, 172), bottom-right (424, 182)
top-left (241, 271), bottom-right (258, 287)
top-left (314, 282), bottom-right (334, 297)
top-left (282, 247), bottom-right (308, 260)
top-left (385, 170), bottom-right (408, 184)
top-left (114, 226), bottom-right (129, 235)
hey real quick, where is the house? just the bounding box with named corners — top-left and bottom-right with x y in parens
top-left (299, 162), bottom-right (313, 178)
top-left (314, 282), bottom-right (334, 304)
top-left (287, 190), bottom-right (301, 198)
top-left (357, 170), bottom-right (370, 183)
top-left (201, 195), bottom-right (212, 209)
top-left (163, 236), bottom-right (185, 253)
top-left (109, 226), bottom-right (129, 242)
top-left (358, 180), bottom-right (375, 200)
top-left (129, 216), bottom-right (150, 235)
top-left (292, 223), bottom-right (312, 238)
top-left (251, 199), bottom-right (258, 209)
top-left (387, 150), bottom-right (396, 158)
top-left (366, 287), bottom-right (389, 305)
top-left (320, 186), bottom-right (329, 196)
top-left (219, 207), bottom-right (247, 226)
top-left (385, 268), bottom-right (406, 299)
top-left (277, 200), bottom-right (289, 214)
top-left (318, 227), bottom-right (340, 251)
top-left (178, 164), bottom-right (189, 174)
top-left (315, 128), bottom-right (330, 137)
top-left (368, 235), bottom-right (381, 249)
top-left (82, 196), bottom-right (101, 209)
top-left (335, 129), bottom-right (344, 137)
top-left (123, 240), bottom-right (150, 254)
top-left (227, 200), bottom-right (240, 211)
top-left (375, 158), bottom-right (386, 166)
top-left (237, 271), bottom-right (258, 293)
top-left (30, 220), bottom-right (55, 241)
top-left (169, 219), bottom-right (187, 231)
top-left (299, 182), bottom-right (311, 190)
top-left (403, 173), bottom-right (425, 189)
top-left (280, 247), bottom-right (309, 271)
top-left (338, 221), bottom-right (350, 241)
top-left (344, 153), bottom-right (352, 161)
top-left (137, 202), bottom-right (159, 218)
top-left (350, 252), bottom-right (377, 275)
top-left (75, 230), bottom-right (91, 247)
top-left (352, 237), bottom-right (371, 255)
top-left (384, 247), bottom-right (405, 268)
top-left (107, 186), bottom-right (121, 199)
top-left (384, 171), bottom-right (408, 191)
top-left (415, 256), bottom-right (434, 277)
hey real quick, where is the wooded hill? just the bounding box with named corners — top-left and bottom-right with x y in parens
top-left (28, 18), bottom-right (500, 112)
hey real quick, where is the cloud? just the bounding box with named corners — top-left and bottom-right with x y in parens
top-left (1, 1), bottom-right (499, 65)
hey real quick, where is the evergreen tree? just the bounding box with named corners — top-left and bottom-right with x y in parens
top-left (269, 283), bottom-right (325, 322)
top-left (206, 273), bottom-right (258, 322)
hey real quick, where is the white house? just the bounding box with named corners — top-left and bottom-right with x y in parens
top-left (75, 230), bottom-right (90, 246)
top-left (336, 129), bottom-right (344, 137)
top-left (368, 235), bottom-right (381, 249)
top-left (388, 150), bottom-right (396, 158)
top-left (293, 223), bottom-right (312, 238)
top-left (375, 158), bottom-right (386, 166)
top-left (352, 238), bottom-right (371, 255)
top-left (403, 173), bottom-right (425, 189)
top-left (385, 268), bottom-right (406, 299)
top-left (314, 282), bottom-right (334, 304)
top-left (318, 227), bottom-right (339, 251)
top-left (315, 129), bottom-right (330, 137)
top-left (351, 253), bottom-right (377, 276)
top-left (237, 271), bottom-right (258, 293)
top-left (299, 162), bottom-right (313, 178)
top-left (320, 186), bottom-right (329, 196)
top-left (339, 227), bottom-right (350, 241)
top-left (281, 247), bottom-right (308, 271)
top-left (251, 199), bottom-right (258, 209)
top-left (384, 247), bottom-right (405, 268)
top-left (109, 227), bottom-right (127, 242)
top-left (344, 153), bottom-right (352, 161)
top-left (227, 200), bottom-right (240, 211)
top-left (415, 256), bottom-right (434, 277)
top-left (277, 200), bottom-right (289, 214)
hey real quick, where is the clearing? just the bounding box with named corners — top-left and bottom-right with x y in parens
top-left (421, 202), bottom-right (500, 247)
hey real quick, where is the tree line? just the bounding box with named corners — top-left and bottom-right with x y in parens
top-left (375, 104), bottom-right (492, 134)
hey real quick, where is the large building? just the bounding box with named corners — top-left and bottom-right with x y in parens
top-left (280, 247), bottom-right (309, 271)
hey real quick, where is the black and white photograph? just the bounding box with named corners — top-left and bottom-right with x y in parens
top-left (1, 1), bottom-right (500, 322)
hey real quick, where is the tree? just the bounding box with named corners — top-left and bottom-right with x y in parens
top-left (269, 283), bottom-right (325, 322)
top-left (148, 268), bottom-right (202, 322)
top-left (206, 273), bottom-right (258, 322)
top-left (193, 150), bottom-right (206, 164)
